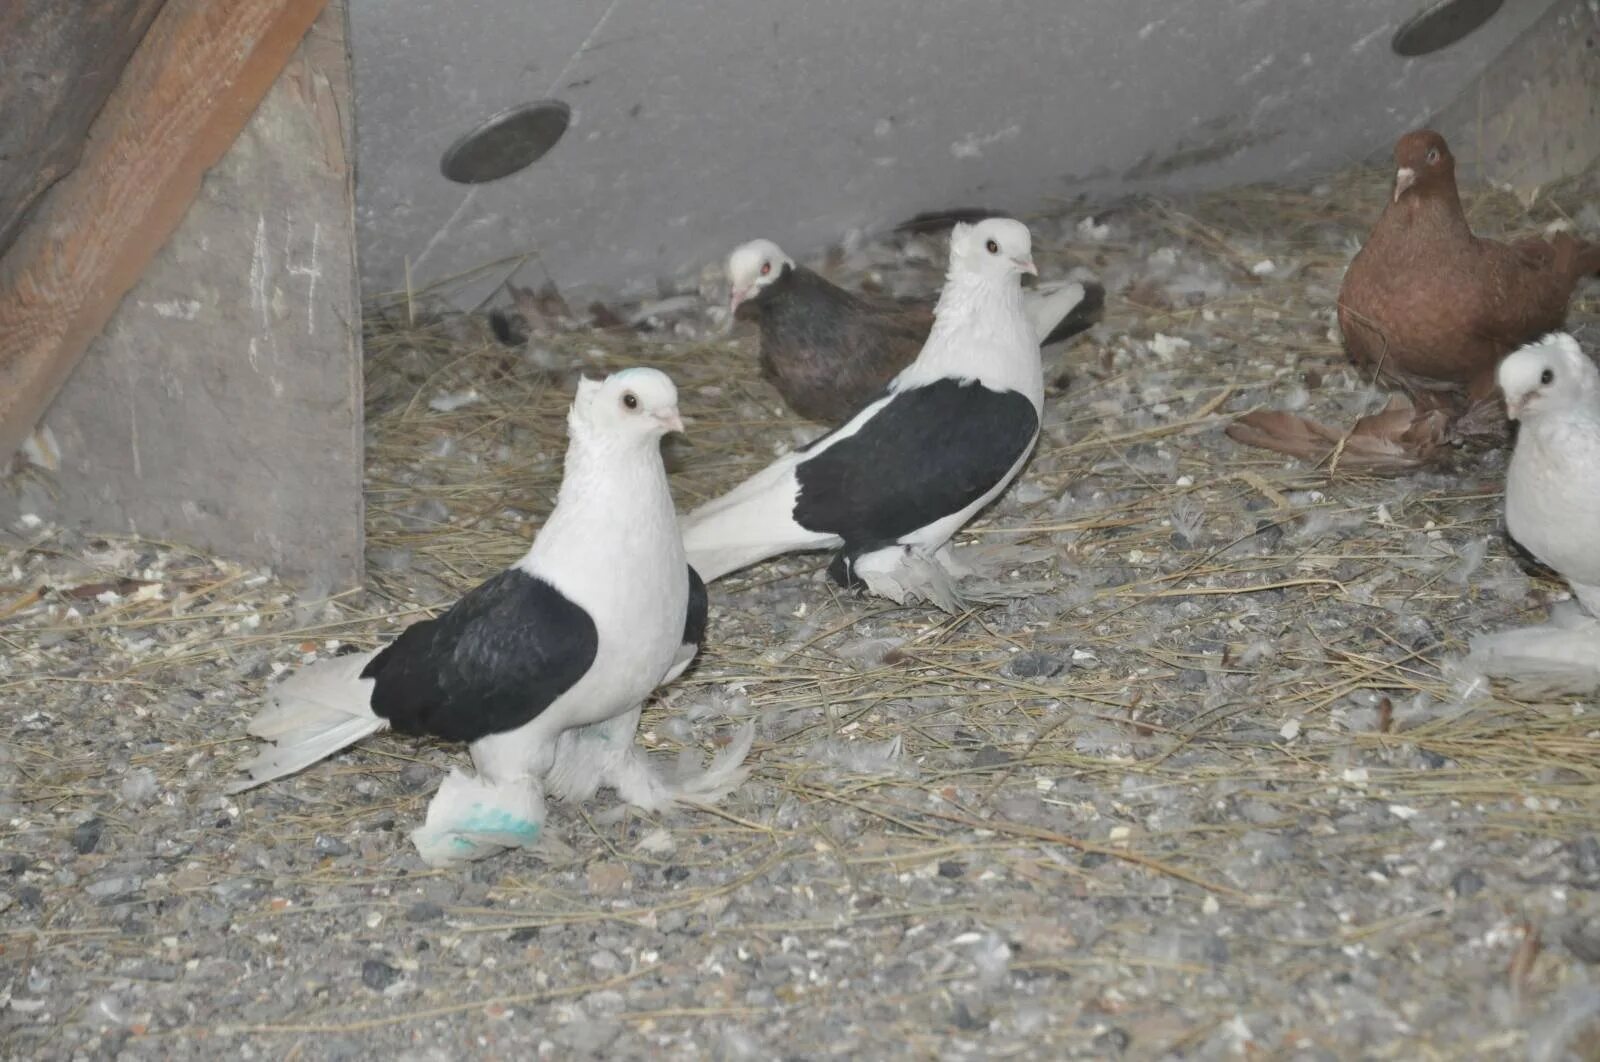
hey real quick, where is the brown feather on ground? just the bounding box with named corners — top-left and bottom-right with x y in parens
top-left (1226, 397), bottom-right (1452, 473)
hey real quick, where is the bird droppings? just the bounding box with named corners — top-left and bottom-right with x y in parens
top-left (2, 155), bottom-right (1599, 1058)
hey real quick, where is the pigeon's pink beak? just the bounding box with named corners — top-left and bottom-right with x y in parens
top-left (1504, 393), bottom-right (1525, 421)
top-left (1393, 167), bottom-right (1416, 203)
top-left (729, 288), bottom-right (748, 312)
top-left (656, 408), bottom-right (686, 435)
top-left (1013, 256), bottom-right (1038, 276)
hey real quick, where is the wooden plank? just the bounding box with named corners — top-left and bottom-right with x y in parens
top-left (0, 0), bottom-right (168, 257)
top-left (3, 0), bottom-right (364, 590)
top-left (0, 0), bottom-right (330, 462)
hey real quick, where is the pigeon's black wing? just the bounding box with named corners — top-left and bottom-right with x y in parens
top-left (363, 569), bottom-right (598, 743)
top-left (792, 378), bottom-right (1038, 551)
top-left (742, 265), bottom-right (929, 424)
top-left (683, 565), bottom-right (708, 652)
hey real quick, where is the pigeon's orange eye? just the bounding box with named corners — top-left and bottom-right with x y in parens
top-left (1541, 369), bottom-right (1555, 385)
top-left (622, 392), bottom-right (639, 410)
top-left (1425, 148), bottom-right (1440, 165)
top-left (760, 262), bottom-right (771, 276)
top-left (985, 239), bottom-right (999, 254)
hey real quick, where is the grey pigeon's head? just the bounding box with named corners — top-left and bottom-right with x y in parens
top-left (1498, 333), bottom-right (1597, 422)
top-left (726, 239), bottom-right (796, 312)
top-left (948, 218), bottom-right (1036, 283)
top-left (571, 367), bottom-right (684, 442)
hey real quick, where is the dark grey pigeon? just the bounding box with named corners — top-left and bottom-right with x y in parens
top-left (726, 237), bottom-right (1102, 424)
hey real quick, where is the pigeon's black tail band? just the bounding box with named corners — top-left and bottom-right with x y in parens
top-left (488, 309), bottom-right (528, 347)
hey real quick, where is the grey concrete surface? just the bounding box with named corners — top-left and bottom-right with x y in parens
top-left (2, 4), bottom-right (364, 591)
top-left (348, 0), bottom-right (1568, 307)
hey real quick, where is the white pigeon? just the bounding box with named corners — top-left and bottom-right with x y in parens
top-left (683, 217), bottom-right (1045, 610)
top-left (229, 368), bottom-right (751, 864)
top-left (1466, 333), bottom-right (1600, 695)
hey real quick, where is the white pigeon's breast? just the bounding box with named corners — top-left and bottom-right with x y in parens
top-left (526, 470), bottom-right (688, 730)
top-left (1507, 424), bottom-right (1600, 586)
top-left (571, 559), bottom-right (686, 724)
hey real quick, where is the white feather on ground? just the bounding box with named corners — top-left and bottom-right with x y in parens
top-left (805, 735), bottom-right (914, 779)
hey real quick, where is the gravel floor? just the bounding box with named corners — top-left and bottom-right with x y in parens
top-left (4, 160), bottom-right (1600, 1061)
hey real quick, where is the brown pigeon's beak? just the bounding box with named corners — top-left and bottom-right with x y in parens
top-left (1393, 167), bottom-right (1416, 203)
top-left (656, 408), bottom-right (686, 435)
top-left (1013, 256), bottom-right (1038, 276)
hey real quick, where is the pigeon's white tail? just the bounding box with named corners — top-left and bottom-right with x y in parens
top-left (1024, 280), bottom-right (1103, 347)
top-left (1023, 281), bottom-right (1085, 340)
top-left (226, 650), bottom-right (388, 794)
top-left (1466, 620), bottom-right (1600, 699)
top-left (681, 458), bottom-right (836, 581)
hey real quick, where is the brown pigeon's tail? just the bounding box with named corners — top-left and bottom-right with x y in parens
top-left (1577, 238), bottom-right (1600, 278)
top-left (488, 309), bottom-right (527, 347)
top-left (1225, 399), bottom-right (1452, 474)
top-left (1547, 233), bottom-right (1600, 281)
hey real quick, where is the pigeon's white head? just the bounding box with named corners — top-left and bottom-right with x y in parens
top-left (571, 368), bottom-right (684, 442)
top-left (726, 239), bottom-right (795, 312)
top-left (948, 218), bottom-right (1037, 284)
top-left (1498, 333), bottom-right (1597, 422)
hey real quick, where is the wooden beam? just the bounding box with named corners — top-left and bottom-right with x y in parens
top-left (0, 0), bottom-right (168, 258)
top-left (0, 0), bottom-right (330, 462)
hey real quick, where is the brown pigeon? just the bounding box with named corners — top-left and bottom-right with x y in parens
top-left (1229, 129), bottom-right (1600, 471)
top-left (726, 238), bottom-right (1103, 424)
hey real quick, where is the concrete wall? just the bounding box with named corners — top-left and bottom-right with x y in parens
top-left (348, 0), bottom-right (1569, 306)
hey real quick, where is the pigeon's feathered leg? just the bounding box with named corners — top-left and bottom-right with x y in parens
top-left (840, 545), bottom-right (985, 614)
top-left (839, 541), bottom-right (1052, 614)
top-left (546, 706), bottom-right (754, 819)
top-left (600, 721), bottom-right (755, 818)
top-left (1573, 583), bottom-right (1600, 618)
top-left (410, 733), bottom-right (552, 867)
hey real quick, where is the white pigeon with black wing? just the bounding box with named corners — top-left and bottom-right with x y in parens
top-left (228, 368), bottom-right (750, 864)
top-left (1466, 333), bottom-right (1600, 695)
top-left (683, 217), bottom-right (1045, 611)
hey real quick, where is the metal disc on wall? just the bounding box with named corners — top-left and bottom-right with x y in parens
top-left (440, 101), bottom-right (571, 184)
top-left (1392, 0), bottom-right (1503, 57)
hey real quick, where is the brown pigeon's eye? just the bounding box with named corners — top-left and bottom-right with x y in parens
top-left (1425, 148), bottom-right (1440, 165)
top-left (622, 392), bottom-right (639, 410)
top-left (1541, 368), bottom-right (1555, 385)
top-left (985, 239), bottom-right (999, 254)
top-left (760, 262), bottom-right (771, 276)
